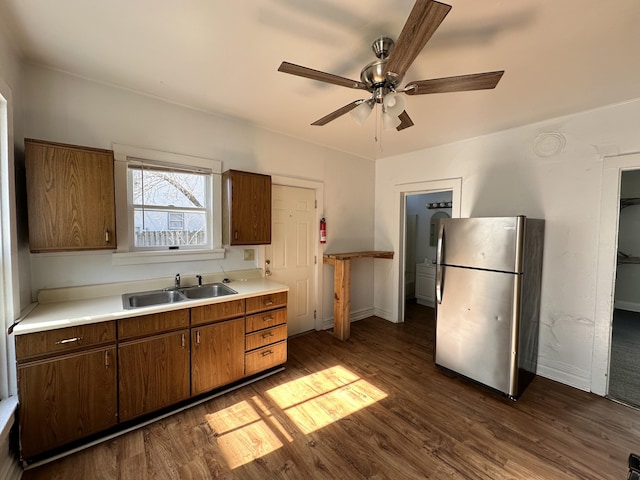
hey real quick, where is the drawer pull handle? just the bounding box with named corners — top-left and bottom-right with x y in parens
top-left (262, 316), bottom-right (273, 322)
top-left (55, 336), bottom-right (82, 345)
top-left (181, 333), bottom-right (186, 348)
top-left (264, 301), bottom-right (274, 306)
top-left (262, 332), bottom-right (274, 339)
top-left (261, 350), bottom-right (273, 357)
top-left (196, 330), bottom-right (201, 346)
top-left (104, 350), bottom-right (110, 368)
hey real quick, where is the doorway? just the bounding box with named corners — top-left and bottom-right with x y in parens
top-left (608, 169), bottom-right (640, 407)
top-left (593, 152), bottom-right (640, 397)
top-left (396, 178), bottom-right (461, 323)
top-left (404, 192), bottom-right (452, 306)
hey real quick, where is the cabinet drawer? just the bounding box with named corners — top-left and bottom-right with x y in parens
top-left (16, 321), bottom-right (116, 362)
top-left (246, 292), bottom-right (287, 314)
top-left (245, 308), bottom-right (287, 334)
top-left (245, 341), bottom-right (287, 376)
top-left (191, 299), bottom-right (245, 326)
top-left (245, 324), bottom-right (287, 352)
top-left (118, 309), bottom-right (190, 340)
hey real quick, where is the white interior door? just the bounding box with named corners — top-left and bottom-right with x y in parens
top-left (265, 185), bottom-right (316, 336)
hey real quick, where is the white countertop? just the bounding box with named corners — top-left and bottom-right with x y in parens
top-left (14, 277), bottom-right (288, 335)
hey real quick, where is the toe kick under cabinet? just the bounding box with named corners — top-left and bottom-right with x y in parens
top-left (15, 290), bottom-right (288, 461)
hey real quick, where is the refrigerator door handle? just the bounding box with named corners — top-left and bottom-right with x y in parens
top-left (436, 222), bottom-right (445, 304)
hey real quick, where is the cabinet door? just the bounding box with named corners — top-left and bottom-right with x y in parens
top-left (118, 330), bottom-right (190, 422)
top-left (191, 318), bottom-right (245, 395)
top-left (18, 347), bottom-right (117, 459)
top-left (223, 170), bottom-right (271, 245)
top-left (25, 139), bottom-right (116, 252)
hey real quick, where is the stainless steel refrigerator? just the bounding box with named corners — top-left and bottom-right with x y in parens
top-left (434, 216), bottom-right (544, 399)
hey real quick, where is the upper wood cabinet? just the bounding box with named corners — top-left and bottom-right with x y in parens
top-left (25, 138), bottom-right (117, 253)
top-left (222, 169), bottom-right (271, 245)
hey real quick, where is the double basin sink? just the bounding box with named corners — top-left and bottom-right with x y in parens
top-left (122, 283), bottom-right (237, 310)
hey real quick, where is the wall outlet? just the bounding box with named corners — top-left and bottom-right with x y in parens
top-left (244, 248), bottom-right (255, 261)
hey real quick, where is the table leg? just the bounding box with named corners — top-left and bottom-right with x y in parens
top-left (333, 258), bottom-right (351, 341)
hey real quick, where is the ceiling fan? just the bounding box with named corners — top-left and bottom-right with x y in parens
top-left (278, 0), bottom-right (504, 131)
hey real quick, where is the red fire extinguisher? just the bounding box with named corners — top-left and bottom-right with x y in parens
top-left (320, 217), bottom-right (327, 244)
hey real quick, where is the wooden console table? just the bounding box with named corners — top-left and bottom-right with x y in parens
top-left (323, 251), bottom-right (394, 341)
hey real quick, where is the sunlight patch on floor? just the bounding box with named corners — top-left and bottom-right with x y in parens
top-left (204, 365), bottom-right (387, 469)
top-left (266, 365), bottom-right (388, 434)
top-left (205, 399), bottom-right (284, 469)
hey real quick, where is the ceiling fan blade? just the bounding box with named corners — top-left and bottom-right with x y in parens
top-left (396, 111), bottom-right (414, 131)
top-left (384, 0), bottom-right (452, 79)
top-left (311, 100), bottom-right (363, 126)
top-left (278, 61), bottom-right (368, 90)
top-left (405, 71), bottom-right (505, 95)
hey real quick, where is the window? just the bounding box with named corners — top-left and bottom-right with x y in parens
top-left (130, 164), bottom-right (211, 250)
top-left (113, 145), bottom-right (223, 263)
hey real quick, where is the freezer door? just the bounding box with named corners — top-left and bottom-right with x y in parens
top-left (435, 266), bottom-right (520, 396)
top-left (438, 216), bottom-right (524, 273)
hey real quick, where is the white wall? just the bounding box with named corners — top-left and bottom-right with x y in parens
top-left (375, 98), bottom-right (640, 392)
top-left (21, 64), bottom-right (376, 326)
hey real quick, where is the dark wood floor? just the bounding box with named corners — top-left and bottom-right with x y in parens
top-left (22, 303), bottom-right (640, 479)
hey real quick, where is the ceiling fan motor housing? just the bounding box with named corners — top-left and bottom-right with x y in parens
top-left (361, 37), bottom-right (403, 95)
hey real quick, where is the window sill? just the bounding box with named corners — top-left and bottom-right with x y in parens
top-left (112, 248), bottom-right (225, 266)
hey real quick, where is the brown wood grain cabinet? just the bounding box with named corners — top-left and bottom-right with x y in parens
top-left (244, 292), bottom-right (288, 376)
top-left (16, 293), bottom-right (288, 460)
top-left (118, 312), bottom-right (190, 422)
top-left (191, 318), bottom-right (245, 395)
top-left (25, 138), bottom-right (116, 253)
top-left (16, 322), bottom-right (117, 458)
top-left (222, 169), bottom-right (272, 245)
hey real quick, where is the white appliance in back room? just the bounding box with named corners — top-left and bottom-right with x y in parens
top-left (434, 216), bottom-right (545, 399)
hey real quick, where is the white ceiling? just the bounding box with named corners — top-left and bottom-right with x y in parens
top-left (2, 0), bottom-right (640, 160)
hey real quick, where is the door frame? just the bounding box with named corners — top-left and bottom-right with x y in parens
top-left (593, 152), bottom-right (640, 395)
top-left (394, 178), bottom-right (462, 323)
top-left (268, 175), bottom-right (324, 331)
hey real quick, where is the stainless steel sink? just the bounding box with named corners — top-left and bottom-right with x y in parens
top-left (122, 289), bottom-right (188, 309)
top-left (179, 283), bottom-right (237, 299)
top-left (122, 282), bottom-right (238, 309)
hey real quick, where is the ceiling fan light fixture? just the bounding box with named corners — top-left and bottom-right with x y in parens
top-left (350, 100), bottom-right (374, 125)
top-left (382, 111), bottom-right (402, 130)
top-left (383, 92), bottom-right (406, 116)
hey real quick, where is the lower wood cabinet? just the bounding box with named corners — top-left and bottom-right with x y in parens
top-left (16, 291), bottom-right (289, 460)
top-left (118, 330), bottom-right (191, 422)
top-left (18, 346), bottom-right (118, 458)
top-left (191, 318), bottom-right (245, 395)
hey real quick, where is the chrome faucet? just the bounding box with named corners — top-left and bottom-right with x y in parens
top-left (174, 273), bottom-right (181, 288)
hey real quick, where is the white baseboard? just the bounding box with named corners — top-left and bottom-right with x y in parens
top-left (320, 307), bottom-right (375, 331)
top-left (614, 300), bottom-right (640, 313)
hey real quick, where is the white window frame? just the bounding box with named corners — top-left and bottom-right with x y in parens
top-left (0, 78), bottom-right (18, 402)
top-left (112, 144), bottom-right (224, 265)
